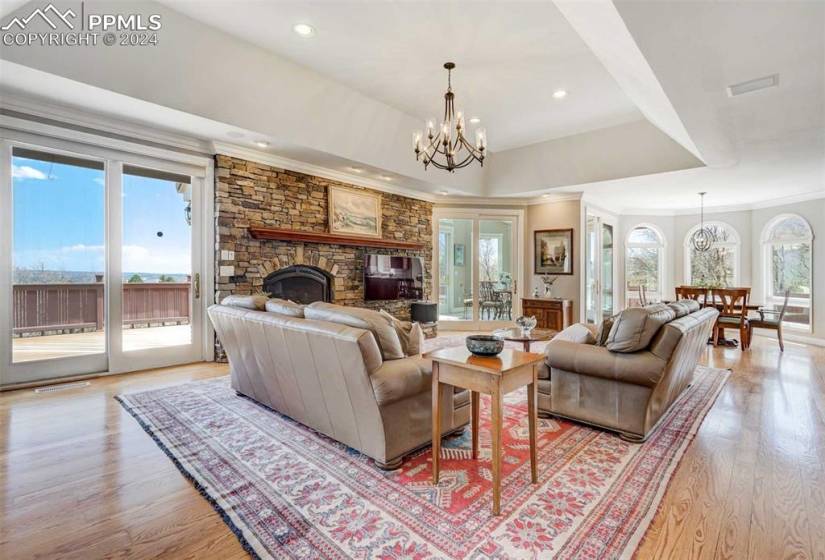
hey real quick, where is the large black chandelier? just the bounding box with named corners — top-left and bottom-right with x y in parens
top-left (690, 192), bottom-right (716, 252)
top-left (413, 62), bottom-right (486, 172)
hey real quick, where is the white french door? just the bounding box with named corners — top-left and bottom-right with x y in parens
top-left (584, 209), bottom-right (617, 325)
top-left (434, 209), bottom-right (523, 331)
top-left (0, 131), bottom-right (210, 387)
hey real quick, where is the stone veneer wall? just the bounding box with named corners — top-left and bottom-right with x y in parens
top-left (214, 155), bottom-right (433, 357)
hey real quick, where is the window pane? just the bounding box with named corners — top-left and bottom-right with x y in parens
top-left (771, 243), bottom-right (811, 299)
top-left (768, 216), bottom-right (810, 243)
top-left (12, 151), bottom-right (105, 362)
top-left (121, 169), bottom-right (192, 351)
top-left (690, 246), bottom-right (735, 287)
top-left (437, 218), bottom-right (472, 321)
top-left (628, 226), bottom-right (660, 244)
top-left (480, 220), bottom-right (513, 321)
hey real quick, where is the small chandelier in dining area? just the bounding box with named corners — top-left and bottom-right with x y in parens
top-left (413, 62), bottom-right (486, 173)
top-left (690, 191), bottom-right (716, 252)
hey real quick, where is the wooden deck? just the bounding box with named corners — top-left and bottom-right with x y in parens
top-left (1, 335), bottom-right (823, 559)
top-left (12, 325), bottom-right (192, 362)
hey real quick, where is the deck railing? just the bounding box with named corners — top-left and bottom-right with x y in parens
top-left (13, 282), bottom-right (191, 336)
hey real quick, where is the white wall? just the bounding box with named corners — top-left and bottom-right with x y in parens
top-left (618, 198), bottom-right (825, 342)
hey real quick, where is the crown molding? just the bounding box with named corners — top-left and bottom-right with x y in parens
top-left (618, 189), bottom-right (825, 216)
top-left (0, 91), bottom-right (212, 155)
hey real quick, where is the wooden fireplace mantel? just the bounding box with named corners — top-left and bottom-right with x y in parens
top-left (248, 226), bottom-right (425, 251)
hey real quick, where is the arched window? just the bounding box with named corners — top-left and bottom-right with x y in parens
top-left (684, 221), bottom-right (740, 287)
top-left (762, 214), bottom-right (813, 329)
top-left (626, 225), bottom-right (665, 306)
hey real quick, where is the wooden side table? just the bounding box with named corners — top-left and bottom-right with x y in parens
top-left (423, 346), bottom-right (545, 515)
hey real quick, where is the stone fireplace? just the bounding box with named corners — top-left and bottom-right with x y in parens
top-left (214, 154), bottom-right (434, 359)
top-left (263, 265), bottom-right (333, 304)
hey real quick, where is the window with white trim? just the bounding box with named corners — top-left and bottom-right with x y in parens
top-left (625, 225), bottom-right (664, 306)
top-left (685, 222), bottom-right (740, 287)
top-left (762, 214), bottom-right (813, 329)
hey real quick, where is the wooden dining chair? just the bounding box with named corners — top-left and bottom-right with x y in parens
top-left (749, 290), bottom-right (790, 351)
top-left (626, 285), bottom-right (646, 307)
top-left (675, 286), bottom-right (710, 306)
top-left (712, 288), bottom-right (751, 349)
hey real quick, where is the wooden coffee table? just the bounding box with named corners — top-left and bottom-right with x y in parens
top-left (492, 327), bottom-right (557, 352)
top-left (423, 346), bottom-right (545, 515)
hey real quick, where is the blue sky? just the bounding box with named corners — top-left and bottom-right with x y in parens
top-left (13, 157), bottom-right (191, 275)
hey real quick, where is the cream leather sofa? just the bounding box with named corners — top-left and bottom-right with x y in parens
top-left (208, 302), bottom-right (470, 469)
top-left (539, 301), bottom-right (718, 441)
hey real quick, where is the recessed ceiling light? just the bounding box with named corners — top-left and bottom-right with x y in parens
top-left (292, 23), bottom-right (315, 37)
top-left (437, 190), bottom-right (449, 196)
top-left (552, 90), bottom-right (567, 99)
top-left (469, 117), bottom-right (481, 124)
top-left (254, 140), bottom-right (269, 148)
top-left (541, 193), bottom-right (551, 198)
top-left (380, 175), bottom-right (393, 181)
top-left (348, 166), bottom-right (363, 173)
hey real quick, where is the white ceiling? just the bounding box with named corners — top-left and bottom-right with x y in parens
top-left (160, 0), bottom-right (643, 152)
top-left (566, 0), bottom-right (825, 212)
top-left (1, 0), bottom-right (822, 212)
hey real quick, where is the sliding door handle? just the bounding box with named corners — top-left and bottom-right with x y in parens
top-left (194, 273), bottom-right (200, 300)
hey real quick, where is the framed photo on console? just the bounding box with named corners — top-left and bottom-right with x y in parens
top-left (328, 185), bottom-right (382, 238)
top-left (534, 228), bottom-right (573, 275)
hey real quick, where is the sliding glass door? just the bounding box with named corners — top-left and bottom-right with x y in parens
top-left (10, 149), bottom-right (107, 370)
top-left (434, 210), bottom-right (521, 330)
top-left (1, 136), bottom-right (207, 386)
top-left (584, 210), bottom-right (617, 324)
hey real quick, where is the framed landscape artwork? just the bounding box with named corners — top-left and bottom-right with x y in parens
top-left (534, 228), bottom-right (574, 275)
top-left (328, 185), bottom-right (382, 238)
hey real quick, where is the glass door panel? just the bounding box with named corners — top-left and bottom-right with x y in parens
top-left (585, 215), bottom-right (598, 324)
top-left (601, 223), bottom-right (614, 319)
top-left (11, 148), bottom-right (106, 364)
top-left (121, 166), bottom-right (193, 351)
top-left (479, 219), bottom-right (514, 322)
top-left (437, 218), bottom-right (473, 321)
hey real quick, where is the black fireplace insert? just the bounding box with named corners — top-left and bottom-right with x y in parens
top-left (263, 265), bottom-right (333, 304)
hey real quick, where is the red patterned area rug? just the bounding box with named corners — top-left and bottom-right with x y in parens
top-left (117, 364), bottom-right (729, 559)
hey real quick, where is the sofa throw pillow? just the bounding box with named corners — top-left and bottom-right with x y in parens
top-left (265, 298), bottom-right (305, 318)
top-left (379, 310), bottom-right (425, 356)
top-left (554, 323), bottom-right (597, 345)
top-left (305, 302), bottom-right (405, 360)
top-left (595, 316), bottom-right (615, 346)
top-left (221, 294), bottom-right (268, 311)
top-left (606, 304), bottom-right (676, 353)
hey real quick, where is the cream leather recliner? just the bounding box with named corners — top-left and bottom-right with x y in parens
top-left (208, 303), bottom-right (470, 468)
top-left (539, 301), bottom-right (719, 441)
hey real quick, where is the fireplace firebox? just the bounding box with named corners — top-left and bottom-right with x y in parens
top-left (263, 265), bottom-right (333, 304)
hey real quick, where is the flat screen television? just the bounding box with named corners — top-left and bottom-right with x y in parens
top-left (364, 254), bottom-right (424, 301)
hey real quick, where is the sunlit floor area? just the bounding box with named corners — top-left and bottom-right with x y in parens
top-left (12, 325), bottom-right (192, 362)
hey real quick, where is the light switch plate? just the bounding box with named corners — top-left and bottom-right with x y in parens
top-left (220, 250), bottom-right (235, 261)
top-left (219, 265), bottom-right (234, 277)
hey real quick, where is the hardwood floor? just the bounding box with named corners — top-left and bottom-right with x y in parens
top-left (1, 336), bottom-right (823, 559)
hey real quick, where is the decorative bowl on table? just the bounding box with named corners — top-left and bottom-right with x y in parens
top-left (465, 335), bottom-right (505, 356)
top-left (515, 315), bottom-right (537, 335)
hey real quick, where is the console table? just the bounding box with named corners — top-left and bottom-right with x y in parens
top-left (521, 298), bottom-right (572, 331)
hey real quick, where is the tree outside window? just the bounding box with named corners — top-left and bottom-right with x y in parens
top-left (479, 236), bottom-right (501, 283)
top-left (686, 223), bottom-right (739, 288)
top-left (626, 226), bottom-right (664, 306)
top-left (763, 214), bottom-right (812, 328)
